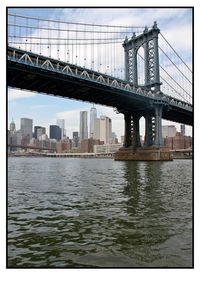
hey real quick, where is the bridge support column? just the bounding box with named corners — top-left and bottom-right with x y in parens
top-left (144, 113), bottom-right (154, 146)
top-left (154, 104), bottom-right (163, 146)
top-left (114, 107), bottom-right (172, 161)
top-left (123, 113), bottom-right (141, 148)
top-left (124, 114), bottom-right (131, 147)
top-left (131, 113), bottom-right (141, 148)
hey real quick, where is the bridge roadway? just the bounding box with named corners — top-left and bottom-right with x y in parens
top-left (7, 47), bottom-right (192, 126)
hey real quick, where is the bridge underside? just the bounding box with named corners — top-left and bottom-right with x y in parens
top-left (8, 59), bottom-right (192, 126)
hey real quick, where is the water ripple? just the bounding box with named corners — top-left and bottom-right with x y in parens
top-left (8, 158), bottom-right (192, 267)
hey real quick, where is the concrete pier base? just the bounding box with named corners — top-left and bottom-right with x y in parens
top-left (114, 147), bottom-right (173, 161)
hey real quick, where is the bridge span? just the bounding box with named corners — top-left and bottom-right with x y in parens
top-left (8, 46), bottom-right (192, 126)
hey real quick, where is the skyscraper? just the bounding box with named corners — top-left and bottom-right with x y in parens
top-left (181, 124), bottom-right (186, 136)
top-left (72, 131), bottom-right (79, 147)
top-left (34, 126), bottom-right (46, 139)
top-left (79, 111), bottom-right (88, 140)
top-left (56, 119), bottom-right (65, 139)
top-left (20, 118), bottom-right (33, 139)
top-left (9, 118), bottom-right (16, 133)
top-left (94, 115), bottom-right (112, 144)
top-left (49, 125), bottom-right (61, 141)
top-left (90, 106), bottom-right (97, 138)
top-left (36, 127), bottom-right (46, 139)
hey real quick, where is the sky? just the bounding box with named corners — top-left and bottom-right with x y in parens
top-left (7, 7), bottom-right (193, 140)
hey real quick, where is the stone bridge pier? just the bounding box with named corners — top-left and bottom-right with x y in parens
top-left (114, 103), bottom-right (172, 161)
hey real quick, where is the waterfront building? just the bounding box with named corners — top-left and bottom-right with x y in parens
top-left (79, 111), bottom-right (88, 140)
top-left (93, 143), bottom-right (123, 154)
top-left (56, 138), bottom-right (72, 153)
top-left (79, 138), bottom-right (102, 153)
top-left (20, 118), bottom-right (33, 140)
top-left (72, 131), bottom-right (79, 148)
top-left (90, 106), bottom-right (97, 138)
top-left (49, 125), bottom-right (61, 141)
top-left (49, 139), bottom-right (57, 151)
top-left (164, 133), bottom-right (192, 150)
top-left (57, 119), bottom-right (65, 139)
top-left (162, 125), bottom-right (176, 138)
top-left (94, 115), bottom-right (112, 144)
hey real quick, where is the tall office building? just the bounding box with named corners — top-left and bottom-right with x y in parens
top-left (94, 118), bottom-right (100, 140)
top-left (20, 118), bottom-right (33, 139)
top-left (57, 119), bottom-right (65, 139)
top-left (34, 126), bottom-right (41, 138)
top-left (36, 127), bottom-right (46, 139)
top-left (34, 126), bottom-right (46, 139)
top-left (49, 125), bottom-right (61, 141)
top-left (72, 131), bottom-right (79, 147)
top-left (79, 111), bottom-right (88, 140)
top-left (90, 106), bottom-right (97, 138)
top-left (162, 125), bottom-right (176, 138)
top-left (94, 115), bottom-right (112, 144)
top-left (11, 130), bottom-right (22, 145)
top-left (9, 118), bottom-right (16, 133)
top-left (180, 124), bottom-right (186, 136)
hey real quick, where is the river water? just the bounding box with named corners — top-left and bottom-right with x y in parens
top-left (7, 157), bottom-right (193, 267)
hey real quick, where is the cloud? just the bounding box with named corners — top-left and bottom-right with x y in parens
top-left (160, 23), bottom-right (192, 54)
top-left (30, 104), bottom-right (55, 109)
top-left (8, 88), bottom-right (38, 101)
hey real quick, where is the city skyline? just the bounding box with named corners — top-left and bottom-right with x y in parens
top-left (8, 106), bottom-right (119, 141)
top-left (8, 106), bottom-right (192, 141)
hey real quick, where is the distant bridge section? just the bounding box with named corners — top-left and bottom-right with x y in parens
top-left (7, 143), bottom-right (55, 152)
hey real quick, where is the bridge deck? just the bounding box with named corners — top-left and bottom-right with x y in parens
top-left (7, 47), bottom-right (193, 125)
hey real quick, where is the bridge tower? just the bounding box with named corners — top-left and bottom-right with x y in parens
top-left (123, 21), bottom-right (161, 91)
top-left (115, 22), bottom-right (171, 160)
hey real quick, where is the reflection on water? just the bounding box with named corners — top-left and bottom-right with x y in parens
top-left (8, 158), bottom-right (192, 267)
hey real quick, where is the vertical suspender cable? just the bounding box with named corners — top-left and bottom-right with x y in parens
top-left (67, 23), bottom-right (69, 63)
top-left (57, 21), bottom-right (60, 60)
top-left (75, 23), bottom-right (78, 65)
top-left (47, 20), bottom-right (50, 57)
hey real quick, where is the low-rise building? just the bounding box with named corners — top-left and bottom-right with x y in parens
top-left (79, 138), bottom-right (102, 153)
top-left (164, 133), bottom-right (192, 150)
top-left (94, 143), bottom-right (123, 154)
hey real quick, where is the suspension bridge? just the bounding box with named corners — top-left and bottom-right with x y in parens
top-left (7, 13), bottom-right (193, 160)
